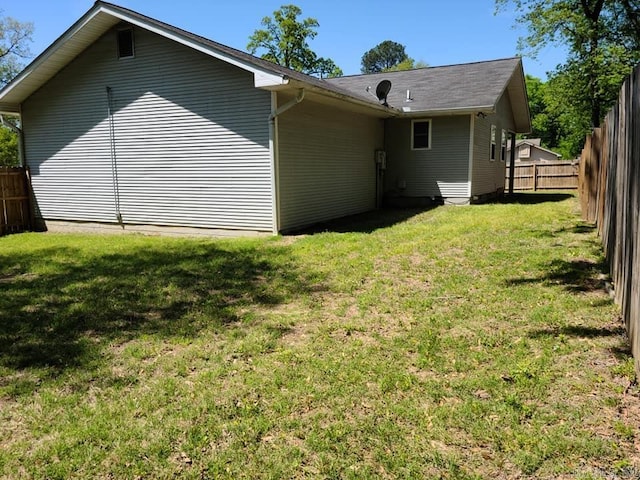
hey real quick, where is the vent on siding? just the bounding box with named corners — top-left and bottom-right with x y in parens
top-left (117, 28), bottom-right (134, 59)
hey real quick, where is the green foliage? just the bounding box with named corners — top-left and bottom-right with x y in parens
top-left (0, 12), bottom-right (33, 87)
top-left (524, 75), bottom-right (561, 150)
top-left (247, 4), bottom-right (341, 77)
top-left (383, 58), bottom-right (428, 72)
top-left (497, 0), bottom-right (640, 157)
top-left (0, 125), bottom-right (18, 166)
top-left (361, 40), bottom-right (412, 73)
top-left (309, 57), bottom-right (343, 79)
top-left (0, 11), bottom-right (31, 165)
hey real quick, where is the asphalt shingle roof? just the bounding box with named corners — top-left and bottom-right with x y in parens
top-left (1, 0), bottom-right (529, 132)
top-left (326, 58), bottom-right (522, 113)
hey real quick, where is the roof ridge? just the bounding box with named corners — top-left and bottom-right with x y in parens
top-left (97, 1), bottom-right (287, 74)
top-left (328, 57), bottom-right (522, 81)
top-left (95, 2), bottom-right (381, 105)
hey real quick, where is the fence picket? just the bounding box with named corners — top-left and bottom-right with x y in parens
top-left (0, 167), bottom-right (30, 236)
top-left (507, 161), bottom-right (579, 191)
top-left (579, 63), bottom-right (640, 373)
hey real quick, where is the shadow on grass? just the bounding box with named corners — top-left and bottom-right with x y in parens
top-left (529, 221), bottom-right (597, 240)
top-left (528, 323), bottom-right (632, 362)
top-left (506, 257), bottom-right (609, 294)
top-left (290, 207), bottom-right (438, 235)
top-left (528, 324), bottom-right (626, 339)
top-left (0, 240), bottom-right (315, 379)
top-left (498, 192), bottom-right (575, 205)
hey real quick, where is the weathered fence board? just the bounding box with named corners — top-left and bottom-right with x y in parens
top-left (579, 63), bottom-right (640, 373)
top-left (507, 162), bottom-right (579, 191)
top-left (0, 167), bottom-right (31, 236)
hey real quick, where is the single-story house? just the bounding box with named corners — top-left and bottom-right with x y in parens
top-left (508, 139), bottom-right (562, 163)
top-left (0, 2), bottom-right (531, 235)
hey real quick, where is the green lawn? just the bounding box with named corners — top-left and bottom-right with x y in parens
top-left (1, 193), bottom-right (638, 479)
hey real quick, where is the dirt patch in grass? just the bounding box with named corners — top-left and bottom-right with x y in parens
top-left (1, 196), bottom-right (639, 478)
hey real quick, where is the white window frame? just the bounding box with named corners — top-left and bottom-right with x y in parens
top-left (490, 124), bottom-right (497, 161)
top-left (411, 119), bottom-right (432, 150)
top-left (500, 129), bottom-right (507, 162)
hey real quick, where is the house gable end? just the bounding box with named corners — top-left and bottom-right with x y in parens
top-left (22, 24), bottom-right (274, 231)
top-left (0, 2), bottom-right (288, 114)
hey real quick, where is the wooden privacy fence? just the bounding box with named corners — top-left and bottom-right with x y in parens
top-left (0, 167), bottom-right (31, 236)
top-left (506, 161), bottom-right (579, 191)
top-left (579, 63), bottom-right (640, 373)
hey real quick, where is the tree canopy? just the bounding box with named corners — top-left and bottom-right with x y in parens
top-left (525, 75), bottom-right (560, 149)
top-left (0, 125), bottom-right (18, 166)
top-left (496, 0), bottom-right (640, 157)
top-left (360, 40), bottom-right (412, 73)
top-left (0, 12), bottom-right (33, 87)
top-left (383, 58), bottom-right (428, 72)
top-left (0, 11), bottom-right (32, 167)
top-left (247, 5), bottom-right (342, 78)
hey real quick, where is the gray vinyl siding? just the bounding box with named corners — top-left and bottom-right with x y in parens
top-left (384, 116), bottom-right (470, 198)
top-left (471, 94), bottom-right (514, 196)
top-left (277, 99), bottom-right (383, 231)
top-left (22, 25), bottom-right (273, 231)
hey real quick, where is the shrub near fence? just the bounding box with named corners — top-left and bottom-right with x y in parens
top-left (579, 63), bottom-right (640, 373)
top-left (0, 167), bottom-right (31, 236)
top-left (507, 161), bottom-right (579, 191)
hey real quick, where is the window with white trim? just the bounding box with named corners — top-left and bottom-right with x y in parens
top-left (490, 124), bottom-right (497, 161)
top-left (501, 129), bottom-right (507, 162)
top-left (117, 28), bottom-right (135, 59)
top-left (412, 119), bottom-right (431, 150)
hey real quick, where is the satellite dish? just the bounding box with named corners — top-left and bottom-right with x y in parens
top-left (375, 80), bottom-right (392, 106)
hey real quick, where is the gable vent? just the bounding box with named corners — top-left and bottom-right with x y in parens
top-left (117, 28), bottom-right (134, 59)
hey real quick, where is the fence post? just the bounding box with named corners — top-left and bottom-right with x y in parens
top-left (508, 132), bottom-right (516, 194)
top-left (0, 169), bottom-right (6, 236)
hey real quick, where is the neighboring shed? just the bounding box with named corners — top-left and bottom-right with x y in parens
top-left (0, 2), bottom-right (530, 235)
top-left (508, 139), bottom-right (562, 163)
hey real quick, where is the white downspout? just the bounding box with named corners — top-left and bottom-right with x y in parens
top-left (1, 115), bottom-right (24, 167)
top-left (269, 88), bottom-right (305, 123)
top-left (268, 88), bottom-right (305, 234)
top-left (467, 114), bottom-right (475, 200)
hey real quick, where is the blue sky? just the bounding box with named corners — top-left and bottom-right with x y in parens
top-left (4, 0), bottom-right (567, 80)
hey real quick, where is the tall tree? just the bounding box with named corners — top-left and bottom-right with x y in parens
top-left (310, 57), bottom-right (343, 79)
top-left (497, 0), bottom-right (640, 156)
top-left (384, 58), bottom-right (428, 72)
top-left (525, 75), bottom-right (560, 149)
top-left (523, 73), bottom-right (585, 159)
top-left (0, 13), bottom-right (33, 87)
top-left (496, 0), bottom-right (640, 128)
top-left (0, 12), bottom-right (32, 167)
top-left (247, 4), bottom-right (341, 77)
top-left (361, 40), bottom-right (411, 73)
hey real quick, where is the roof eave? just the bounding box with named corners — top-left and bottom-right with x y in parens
top-left (0, 3), bottom-right (115, 113)
top-left (0, 1), bottom-right (292, 111)
top-left (287, 79), bottom-right (402, 117)
top-left (98, 4), bottom-right (289, 88)
top-left (399, 106), bottom-right (494, 117)
top-left (503, 58), bottom-right (531, 134)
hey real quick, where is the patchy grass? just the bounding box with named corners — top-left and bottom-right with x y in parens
top-left (0, 193), bottom-right (638, 479)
